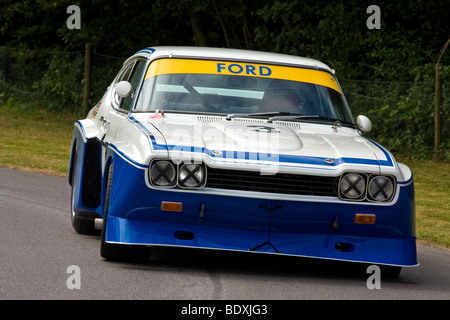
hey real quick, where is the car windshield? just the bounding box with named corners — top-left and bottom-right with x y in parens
top-left (134, 59), bottom-right (354, 124)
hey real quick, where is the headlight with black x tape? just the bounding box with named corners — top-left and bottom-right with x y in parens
top-left (339, 173), bottom-right (367, 201)
top-left (149, 160), bottom-right (206, 189)
top-left (178, 163), bottom-right (206, 189)
top-left (339, 172), bottom-right (396, 202)
top-left (149, 160), bottom-right (177, 188)
top-left (368, 175), bottom-right (395, 202)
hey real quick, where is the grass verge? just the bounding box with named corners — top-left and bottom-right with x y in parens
top-left (0, 106), bottom-right (78, 176)
top-left (0, 106), bottom-right (448, 249)
top-left (399, 159), bottom-right (450, 249)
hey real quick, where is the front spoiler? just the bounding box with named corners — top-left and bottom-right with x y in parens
top-left (106, 217), bottom-right (418, 267)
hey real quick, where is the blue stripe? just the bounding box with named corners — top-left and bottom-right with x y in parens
top-left (164, 143), bottom-right (383, 167)
top-left (134, 48), bottom-right (155, 56)
top-left (362, 137), bottom-right (395, 168)
top-left (128, 115), bottom-right (168, 152)
top-left (75, 121), bottom-right (87, 138)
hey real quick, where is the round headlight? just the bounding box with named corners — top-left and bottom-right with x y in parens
top-left (179, 163), bottom-right (205, 188)
top-left (150, 160), bottom-right (176, 187)
top-left (340, 173), bottom-right (366, 200)
top-left (368, 176), bottom-right (394, 201)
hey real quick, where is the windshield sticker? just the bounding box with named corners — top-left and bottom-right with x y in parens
top-left (145, 59), bottom-right (341, 93)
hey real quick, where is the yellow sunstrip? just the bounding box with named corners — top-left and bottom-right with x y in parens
top-left (144, 58), bottom-right (341, 93)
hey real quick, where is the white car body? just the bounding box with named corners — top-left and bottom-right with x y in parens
top-left (69, 46), bottom-right (417, 272)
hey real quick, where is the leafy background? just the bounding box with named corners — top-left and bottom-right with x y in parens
top-left (0, 0), bottom-right (449, 159)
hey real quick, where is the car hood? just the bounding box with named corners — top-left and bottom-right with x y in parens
top-left (132, 114), bottom-right (393, 174)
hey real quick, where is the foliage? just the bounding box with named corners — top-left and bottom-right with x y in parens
top-left (34, 52), bottom-right (84, 112)
top-left (1, 0), bottom-right (449, 74)
top-left (0, 0), bottom-right (449, 157)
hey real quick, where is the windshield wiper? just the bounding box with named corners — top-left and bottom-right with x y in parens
top-left (226, 111), bottom-right (293, 121)
top-left (268, 114), bottom-right (355, 127)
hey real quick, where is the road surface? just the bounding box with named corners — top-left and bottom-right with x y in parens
top-left (0, 167), bottom-right (449, 301)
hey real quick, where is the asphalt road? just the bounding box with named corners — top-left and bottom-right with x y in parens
top-left (1, 167), bottom-right (449, 301)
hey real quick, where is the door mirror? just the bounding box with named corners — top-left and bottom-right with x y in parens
top-left (115, 81), bottom-right (133, 98)
top-left (356, 115), bottom-right (372, 132)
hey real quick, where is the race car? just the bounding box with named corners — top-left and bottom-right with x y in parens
top-left (69, 46), bottom-right (417, 274)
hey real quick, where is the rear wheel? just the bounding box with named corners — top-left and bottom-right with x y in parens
top-left (100, 162), bottom-right (151, 262)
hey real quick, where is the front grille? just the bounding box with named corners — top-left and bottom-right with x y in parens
top-left (206, 167), bottom-right (338, 197)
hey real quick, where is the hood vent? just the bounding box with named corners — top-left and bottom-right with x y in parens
top-left (273, 121), bottom-right (302, 131)
top-left (197, 116), bottom-right (301, 131)
top-left (197, 116), bottom-right (224, 125)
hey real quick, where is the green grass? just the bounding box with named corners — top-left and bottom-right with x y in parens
top-left (0, 105), bottom-right (448, 249)
top-left (0, 106), bottom-right (78, 176)
top-left (399, 159), bottom-right (450, 249)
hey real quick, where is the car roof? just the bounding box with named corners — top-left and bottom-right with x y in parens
top-left (125, 46), bottom-right (334, 73)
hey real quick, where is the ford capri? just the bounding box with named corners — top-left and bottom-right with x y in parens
top-left (69, 46), bottom-right (417, 274)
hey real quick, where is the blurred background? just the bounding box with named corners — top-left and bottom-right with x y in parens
top-left (0, 0), bottom-right (449, 160)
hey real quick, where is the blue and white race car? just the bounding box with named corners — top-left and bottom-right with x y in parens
top-left (69, 46), bottom-right (417, 274)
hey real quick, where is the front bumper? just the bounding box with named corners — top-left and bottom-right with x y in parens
top-left (104, 154), bottom-right (418, 267)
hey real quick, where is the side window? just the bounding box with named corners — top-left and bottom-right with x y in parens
top-left (120, 60), bottom-right (146, 111)
top-left (113, 64), bottom-right (133, 108)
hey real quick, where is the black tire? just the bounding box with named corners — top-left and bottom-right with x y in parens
top-left (71, 149), bottom-right (100, 235)
top-left (381, 265), bottom-right (402, 278)
top-left (100, 162), bottom-right (151, 262)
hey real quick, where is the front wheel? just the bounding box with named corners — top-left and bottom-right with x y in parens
top-left (100, 162), bottom-right (151, 262)
top-left (381, 265), bottom-right (402, 278)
